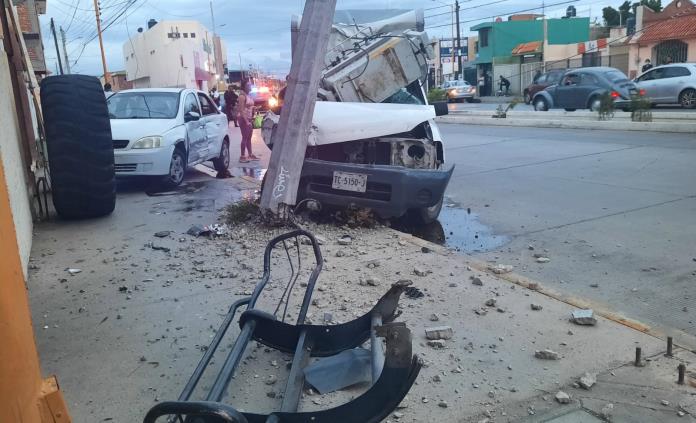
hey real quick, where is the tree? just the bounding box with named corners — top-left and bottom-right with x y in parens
top-left (603, 0), bottom-right (662, 27)
top-left (603, 6), bottom-right (620, 26)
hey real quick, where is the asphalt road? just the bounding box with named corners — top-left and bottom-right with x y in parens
top-left (436, 124), bottom-right (696, 340)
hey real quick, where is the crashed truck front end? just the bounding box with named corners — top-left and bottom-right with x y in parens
top-left (262, 10), bottom-right (453, 223)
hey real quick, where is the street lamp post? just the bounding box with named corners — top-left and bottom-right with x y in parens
top-left (431, 0), bottom-right (459, 80)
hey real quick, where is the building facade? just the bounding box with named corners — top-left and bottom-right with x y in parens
top-left (628, 0), bottom-right (696, 78)
top-left (123, 20), bottom-right (227, 90)
top-left (12, 0), bottom-right (46, 78)
top-left (470, 16), bottom-right (590, 95)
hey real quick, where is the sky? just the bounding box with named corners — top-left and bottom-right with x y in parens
top-left (39, 0), bottom-right (630, 77)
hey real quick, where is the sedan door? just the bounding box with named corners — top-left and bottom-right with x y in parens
top-left (197, 93), bottom-right (226, 160)
top-left (575, 73), bottom-right (602, 109)
top-left (635, 68), bottom-right (661, 102)
top-left (660, 66), bottom-right (692, 103)
top-left (182, 92), bottom-right (207, 164)
top-left (553, 73), bottom-right (581, 109)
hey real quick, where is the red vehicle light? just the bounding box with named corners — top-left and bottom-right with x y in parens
top-left (610, 91), bottom-right (620, 98)
top-left (639, 89), bottom-right (646, 96)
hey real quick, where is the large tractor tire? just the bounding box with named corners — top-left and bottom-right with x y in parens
top-left (41, 75), bottom-right (116, 219)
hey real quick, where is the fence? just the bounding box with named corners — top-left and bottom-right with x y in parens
top-left (546, 53), bottom-right (630, 76)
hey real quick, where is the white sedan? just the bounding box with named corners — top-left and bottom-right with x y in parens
top-left (107, 88), bottom-right (230, 186)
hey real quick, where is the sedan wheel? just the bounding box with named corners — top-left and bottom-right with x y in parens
top-left (679, 89), bottom-right (696, 109)
top-left (534, 98), bottom-right (548, 111)
top-left (167, 149), bottom-right (186, 187)
top-left (589, 98), bottom-right (602, 112)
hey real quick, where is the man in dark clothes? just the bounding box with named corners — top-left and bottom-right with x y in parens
top-left (499, 75), bottom-right (511, 96)
top-left (224, 84), bottom-right (239, 127)
top-left (641, 59), bottom-right (653, 73)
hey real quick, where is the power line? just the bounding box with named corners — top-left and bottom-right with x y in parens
top-left (425, 0), bottom-right (579, 29)
top-left (425, 0), bottom-right (513, 18)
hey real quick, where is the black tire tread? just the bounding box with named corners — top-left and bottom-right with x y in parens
top-left (41, 75), bottom-right (116, 219)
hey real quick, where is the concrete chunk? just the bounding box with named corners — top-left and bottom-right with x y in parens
top-left (571, 309), bottom-right (597, 326)
top-left (535, 349), bottom-right (559, 360)
top-left (579, 372), bottom-right (597, 390)
top-left (425, 326), bottom-right (453, 340)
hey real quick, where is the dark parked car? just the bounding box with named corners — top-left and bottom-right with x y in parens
top-left (523, 69), bottom-right (565, 104)
top-left (532, 67), bottom-right (637, 112)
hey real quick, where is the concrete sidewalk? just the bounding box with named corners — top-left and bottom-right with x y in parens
top-left (26, 161), bottom-right (694, 422)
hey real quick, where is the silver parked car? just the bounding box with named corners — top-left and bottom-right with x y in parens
top-left (634, 63), bottom-right (696, 108)
top-left (442, 80), bottom-right (477, 103)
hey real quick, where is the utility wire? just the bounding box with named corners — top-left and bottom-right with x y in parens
top-left (425, 0), bottom-right (580, 29)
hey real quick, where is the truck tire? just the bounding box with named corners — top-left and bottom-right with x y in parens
top-left (409, 196), bottom-right (444, 225)
top-left (41, 75), bottom-right (115, 219)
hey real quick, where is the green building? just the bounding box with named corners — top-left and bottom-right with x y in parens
top-left (470, 17), bottom-right (590, 95)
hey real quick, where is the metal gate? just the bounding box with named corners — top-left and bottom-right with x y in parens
top-left (520, 61), bottom-right (544, 93)
top-left (654, 40), bottom-right (688, 65)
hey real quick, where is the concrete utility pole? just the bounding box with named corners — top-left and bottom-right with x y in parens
top-left (455, 0), bottom-right (462, 80)
top-left (93, 0), bottom-right (110, 84)
top-left (59, 26), bottom-right (70, 74)
top-left (259, 0), bottom-right (337, 218)
top-left (49, 18), bottom-right (63, 75)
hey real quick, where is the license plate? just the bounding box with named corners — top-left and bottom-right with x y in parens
top-left (332, 171), bottom-right (367, 193)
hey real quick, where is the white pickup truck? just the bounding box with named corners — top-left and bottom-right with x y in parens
top-left (263, 9), bottom-right (453, 224)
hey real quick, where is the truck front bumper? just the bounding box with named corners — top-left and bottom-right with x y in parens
top-left (300, 159), bottom-right (454, 218)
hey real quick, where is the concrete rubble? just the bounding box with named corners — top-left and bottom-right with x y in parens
top-left (25, 172), bottom-right (684, 422)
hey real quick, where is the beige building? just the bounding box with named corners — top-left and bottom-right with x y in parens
top-left (628, 0), bottom-right (696, 78)
top-left (123, 19), bottom-right (227, 90)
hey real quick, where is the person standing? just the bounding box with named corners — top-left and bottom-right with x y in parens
top-left (236, 81), bottom-right (259, 163)
top-left (641, 59), bottom-right (653, 73)
top-left (499, 75), bottom-right (510, 96)
top-left (477, 74), bottom-right (485, 97)
top-left (210, 86), bottom-right (221, 108)
top-left (224, 84), bottom-right (239, 126)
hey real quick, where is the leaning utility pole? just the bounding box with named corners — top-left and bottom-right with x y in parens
top-left (259, 0), bottom-right (337, 218)
top-left (59, 26), bottom-right (71, 74)
top-left (49, 18), bottom-right (63, 74)
top-left (455, 0), bottom-right (462, 80)
top-left (92, 0), bottom-right (110, 84)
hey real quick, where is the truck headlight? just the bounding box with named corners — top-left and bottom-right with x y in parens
top-left (268, 97), bottom-right (278, 108)
top-left (132, 136), bottom-right (162, 149)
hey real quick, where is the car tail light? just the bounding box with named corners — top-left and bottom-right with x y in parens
top-left (639, 89), bottom-right (646, 96)
top-left (610, 91), bottom-right (620, 98)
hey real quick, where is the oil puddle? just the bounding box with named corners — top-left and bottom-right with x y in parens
top-left (146, 180), bottom-right (209, 197)
top-left (174, 198), bottom-right (216, 212)
top-left (395, 199), bottom-right (509, 253)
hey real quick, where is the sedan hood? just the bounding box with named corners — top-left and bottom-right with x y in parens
top-left (110, 119), bottom-right (180, 142)
top-left (263, 102), bottom-right (436, 147)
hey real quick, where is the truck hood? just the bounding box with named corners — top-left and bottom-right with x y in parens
top-left (109, 119), bottom-right (180, 142)
top-left (263, 102), bottom-right (436, 147)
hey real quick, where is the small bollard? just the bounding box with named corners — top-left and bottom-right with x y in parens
top-left (634, 347), bottom-right (643, 367)
top-left (678, 363), bottom-right (686, 385)
top-left (666, 337), bottom-right (673, 357)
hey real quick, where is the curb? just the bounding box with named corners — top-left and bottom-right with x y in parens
top-left (392, 230), bottom-right (696, 352)
top-left (437, 115), bottom-right (696, 133)
top-left (451, 110), bottom-right (696, 121)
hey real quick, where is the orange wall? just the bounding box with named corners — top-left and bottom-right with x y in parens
top-left (0, 157), bottom-right (44, 422)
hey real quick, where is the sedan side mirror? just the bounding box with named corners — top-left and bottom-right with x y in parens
top-left (184, 111), bottom-right (200, 122)
top-left (432, 101), bottom-right (449, 116)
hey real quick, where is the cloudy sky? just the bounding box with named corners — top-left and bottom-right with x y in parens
top-left (39, 0), bottom-right (628, 77)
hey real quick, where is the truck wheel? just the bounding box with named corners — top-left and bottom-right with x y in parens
top-left (40, 75), bottom-right (115, 219)
top-left (410, 196), bottom-right (444, 225)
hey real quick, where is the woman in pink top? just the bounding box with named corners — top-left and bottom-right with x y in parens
top-left (235, 81), bottom-right (259, 163)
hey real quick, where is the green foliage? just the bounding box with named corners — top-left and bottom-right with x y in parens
top-left (603, 0), bottom-right (661, 26)
top-left (222, 199), bottom-right (259, 224)
top-left (598, 92), bottom-right (615, 121)
top-left (629, 94), bottom-right (653, 122)
top-left (493, 97), bottom-right (522, 118)
top-left (427, 88), bottom-right (447, 103)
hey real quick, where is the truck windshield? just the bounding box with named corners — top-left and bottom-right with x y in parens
top-left (107, 92), bottom-right (180, 119)
top-left (382, 80), bottom-right (426, 105)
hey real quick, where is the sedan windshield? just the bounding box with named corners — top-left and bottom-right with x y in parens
top-left (108, 92), bottom-right (180, 119)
